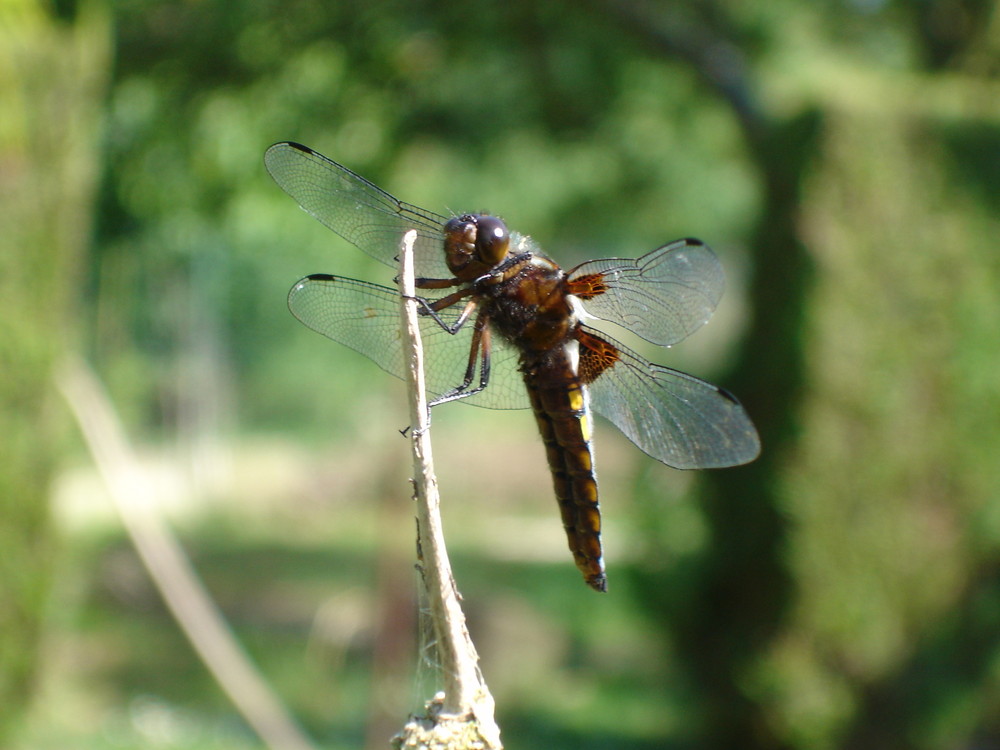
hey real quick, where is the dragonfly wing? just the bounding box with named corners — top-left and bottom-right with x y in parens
top-left (568, 238), bottom-right (725, 347)
top-left (287, 275), bottom-right (529, 410)
top-left (577, 326), bottom-right (759, 469)
top-left (265, 142), bottom-right (456, 279)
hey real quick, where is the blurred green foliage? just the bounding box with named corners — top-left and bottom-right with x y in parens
top-left (4, 0), bottom-right (1000, 748)
top-left (0, 0), bottom-right (111, 742)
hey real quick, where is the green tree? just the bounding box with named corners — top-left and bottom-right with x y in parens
top-left (0, 0), bottom-right (111, 741)
top-left (626, 2), bottom-right (1000, 748)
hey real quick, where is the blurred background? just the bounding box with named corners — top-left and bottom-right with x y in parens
top-left (3, 0), bottom-right (1000, 748)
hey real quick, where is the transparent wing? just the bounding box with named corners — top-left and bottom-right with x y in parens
top-left (579, 326), bottom-right (760, 469)
top-left (288, 275), bottom-right (529, 410)
top-left (265, 142), bottom-right (456, 280)
top-left (568, 238), bottom-right (725, 347)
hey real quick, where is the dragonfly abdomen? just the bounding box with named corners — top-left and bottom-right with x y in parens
top-left (523, 349), bottom-right (606, 592)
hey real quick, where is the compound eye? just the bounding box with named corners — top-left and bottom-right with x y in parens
top-left (444, 216), bottom-right (476, 245)
top-left (475, 215), bottom-right (510, 265)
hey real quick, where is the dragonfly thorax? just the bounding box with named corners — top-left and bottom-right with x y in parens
top-left (484, 260), bottom-right (575, 355)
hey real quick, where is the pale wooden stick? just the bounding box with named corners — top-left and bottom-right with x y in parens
top-left (394, 230), bottom-right (502, 749)
top-left (57, 358), bottom-right (315, 750)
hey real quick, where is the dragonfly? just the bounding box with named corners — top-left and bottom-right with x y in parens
top-left (265, 141), bottom-right (760, 591)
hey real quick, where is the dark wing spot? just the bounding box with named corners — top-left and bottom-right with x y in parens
top-left (576, 329), bottom-right (621, 385)
top-left (567, 273), bottom-right (609, 300)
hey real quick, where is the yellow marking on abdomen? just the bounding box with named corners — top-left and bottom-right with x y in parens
top-left (568, 386), bottom-right (584, 412)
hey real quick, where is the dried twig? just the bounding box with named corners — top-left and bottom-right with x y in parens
top-left (57, 358), bottom-right (315, 750)
top-left (392, 230), bottom-right (502, 750)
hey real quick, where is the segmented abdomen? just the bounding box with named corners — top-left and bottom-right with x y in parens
top-left (523, 347), bottom-right (606, 592)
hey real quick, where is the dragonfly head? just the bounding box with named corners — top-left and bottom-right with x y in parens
top-left (444, 214), bottom-right (511, 277)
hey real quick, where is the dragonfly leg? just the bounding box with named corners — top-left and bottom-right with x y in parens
top-left (427, 313), bottom-right (493, 407)
top-left (412, 293), bottom-right (479, 335)
top-left (471, 251), bottom-right (532, 285)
